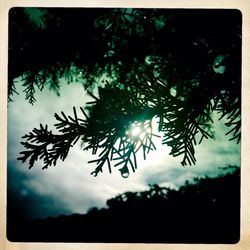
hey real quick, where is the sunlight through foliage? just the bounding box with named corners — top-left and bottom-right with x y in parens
top-left (10, 8), bottom-right (241, 177)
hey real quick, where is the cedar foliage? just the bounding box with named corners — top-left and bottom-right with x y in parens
top-left (8, 8), bottom-right (241, 177)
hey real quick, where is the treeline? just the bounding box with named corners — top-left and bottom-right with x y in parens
top-left (8, 166), bottom-right (240, 243)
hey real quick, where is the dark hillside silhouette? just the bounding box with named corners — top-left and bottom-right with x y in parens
top-left (7, 8), bottom-right (241, 244)
top-left (7, 166), bottom-right (240, 243)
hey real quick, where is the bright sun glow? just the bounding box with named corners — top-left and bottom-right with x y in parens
top-left (126, 122), bottom-right (145, 140)
top-left (124, 118), bottom-right (171, 168)
top-left (131, 126), bottom-right (142, 137)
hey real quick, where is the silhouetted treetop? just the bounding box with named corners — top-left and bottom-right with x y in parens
top-left (10, 8), bottom-right (241, 177)
top-left (8, 166), bottom-right (240, 242)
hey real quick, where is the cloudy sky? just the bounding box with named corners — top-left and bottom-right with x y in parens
top-left (7, 78), bottom-right (241, 221)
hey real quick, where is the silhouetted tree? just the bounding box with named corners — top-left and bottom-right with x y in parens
top-left (9, 8), bottom-right (241, 177)
top-left (7, 166), bottom-right (240, 243)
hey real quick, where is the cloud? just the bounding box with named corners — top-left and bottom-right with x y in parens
top-left (139, 115), bottom-right (240, 188)
top-left (7, 160), bottom-right (72, 220)
top-left (7, 79), bottom-right (241, 220)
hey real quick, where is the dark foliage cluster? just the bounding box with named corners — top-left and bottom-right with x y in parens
top-left (18, 107), bottom-right (87, 169)
top-left (7, 166), bottom-right (240, 243)
top-left (9, 8), bottom-right (241, 177)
